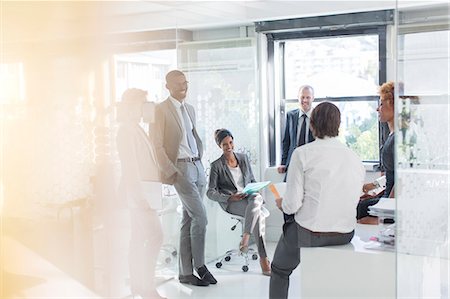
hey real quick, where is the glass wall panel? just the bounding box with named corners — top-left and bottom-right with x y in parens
top-left (114, 50), bottom-right (177, 102)
top-left (396, 3), bottom-right (450, 298)
top-left (177, 38), bottom-right (259, 261)
top-left (0, 3), bottom-right (181, 298)
top-left (177, 38), bottom-right (259, 172)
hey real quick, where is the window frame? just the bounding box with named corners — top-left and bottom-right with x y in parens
top-left (258, 11), bottom-right (393, 166)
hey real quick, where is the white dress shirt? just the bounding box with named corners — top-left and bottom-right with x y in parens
top-left (297, 109), bottom-right (312, 145)
top-left (282, 136), bottom-right (365, 233)
top-left (168, 96), bottom-right (196, 159)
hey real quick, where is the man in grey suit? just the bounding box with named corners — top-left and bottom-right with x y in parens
top-left (152, 70), bottom-right (217, 286)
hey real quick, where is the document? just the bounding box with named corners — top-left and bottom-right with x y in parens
top-left (368, 197), bottom-right (395, 217)
top-left (242, 181), bottom-right (271, 195)
top-left (369, 175), bottom-right (387, 196)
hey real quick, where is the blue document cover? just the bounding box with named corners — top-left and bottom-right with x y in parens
top-left (242, 181), bottom-right (271, 195)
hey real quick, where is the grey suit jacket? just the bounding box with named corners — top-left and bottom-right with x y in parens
top-left (151, 97), bottom-right (203, 185)
top-left (207, 152), bottom-right (256, 211)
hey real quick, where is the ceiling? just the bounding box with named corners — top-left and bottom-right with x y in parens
top-left (1, 0), bottom-right (444, 43)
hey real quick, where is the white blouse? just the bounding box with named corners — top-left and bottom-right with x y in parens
top-left (228, 165), bottom-right (245, 192)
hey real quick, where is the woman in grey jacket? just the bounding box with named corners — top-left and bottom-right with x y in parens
top-left (207, 129), bottom-right (271, 276)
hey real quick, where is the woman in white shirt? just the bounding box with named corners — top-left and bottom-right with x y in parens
top-left (116, 88), bottom-right (164, 299)
top-left (269, 102), bottom-right (365, 299)
top-left (207, 129), bottom-right (271, 276)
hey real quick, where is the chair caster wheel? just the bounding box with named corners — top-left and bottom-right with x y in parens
top-left (216, 262), bottom-right (222, 268)
top-left (252, 254), bottom-right (258, 260)
top-left (171, 250), bottom-right (177, 257)
top-left (242, 265), bottom-right (249, 272)
top-left (224, 256), bottom-right (231, 262)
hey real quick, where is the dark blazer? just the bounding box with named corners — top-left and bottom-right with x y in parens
top-left (281, 108), bottom-right (314, 168)
top-left (207, 152), bottom-right (256, 211)
top-left (151, 98), bottom-right (203, 185)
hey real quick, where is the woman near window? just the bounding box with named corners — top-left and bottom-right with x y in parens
top-left (358, 81), bottom-right (395, 224)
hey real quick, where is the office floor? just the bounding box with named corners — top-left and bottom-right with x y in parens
top-left (156, 241), bottom-right (302, 299)
top-left (2, 217), bottom-right (379, 299)
top-left (156, 224), bottom-right (379, 299)
top-left (2, 233), bottom-right (296, 299)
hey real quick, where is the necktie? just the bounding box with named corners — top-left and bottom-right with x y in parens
top-left (180, 104), bottom-right (198, 157)
top-left (298, 114), bottom-right (307, 146)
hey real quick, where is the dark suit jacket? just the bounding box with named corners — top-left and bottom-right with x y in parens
top-left (281, 108), bottom-right (314, 168)
top-left (207, 152), bottom-right (256, 211)
top-left (151, 98), bottom-right (203, 185)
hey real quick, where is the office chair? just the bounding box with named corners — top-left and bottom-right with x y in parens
top-left (215, 215), bottom-right (258, 272)
top-left (157, 188), bottom-right (180, 267)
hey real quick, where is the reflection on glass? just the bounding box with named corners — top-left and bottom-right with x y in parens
top-left (114, 50), bottom-right (177, 103)
top-left (0, 62), bottom-right (25, 104)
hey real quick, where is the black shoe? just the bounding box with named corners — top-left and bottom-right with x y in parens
top-left (179, 274), bottom-right (210, 286)
top-left (197, 265), bottom-right (218, 285)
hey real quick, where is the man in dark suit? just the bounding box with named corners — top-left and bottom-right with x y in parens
top-left (152, 70), bottom-right (216, 286)
top-left (278, 85), bottom-right (315, 176)
top-left (277, 85), bottom-right (315, 223)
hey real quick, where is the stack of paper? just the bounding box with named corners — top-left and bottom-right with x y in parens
top-left (365, 198), bottom-right (396, 251)
top-left (368, 198), bottom-right (395, 218)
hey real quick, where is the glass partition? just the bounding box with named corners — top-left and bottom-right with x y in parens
top-left (396, 2), bottom-right (450, 298)
top-left (0, 3), bottom-right (182, 298)
top-left (177, 37), bottom-right (259, 262)
top-left (177, 38), bottom-right (259, 176)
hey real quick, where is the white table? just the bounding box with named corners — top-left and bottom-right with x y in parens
top-left (299, 224), bottom-right (396, 298)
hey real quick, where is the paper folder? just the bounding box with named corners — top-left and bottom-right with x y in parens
top-left (242, 181), bottom-right (271, 195)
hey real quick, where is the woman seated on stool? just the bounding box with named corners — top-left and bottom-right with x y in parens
top-left (207, 129), bottom-right (271, 276)
top-left (357, 81), bottom-right (396, 225)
